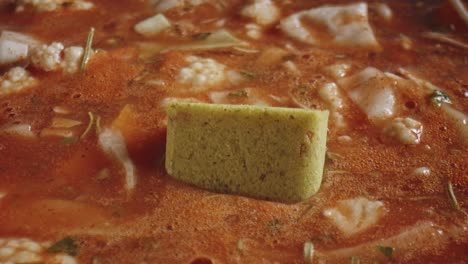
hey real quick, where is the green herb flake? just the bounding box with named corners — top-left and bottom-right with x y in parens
top-left (430, 90), bottom-right (451, 107)
top-left (350, 256), bottom-right (360, 264)
top-left (447, 180), bottom-right (461, 211)
top-left (240, 70), bottom-right (256, 78)
top-left (80, 27), bottom-right (95, 72)
top-left (192, 32), bottom-right (211, 40)
top-left (228, 90), bottom-right (248, 97)
top-left (303, 241), bottom-right (314, 264)
top-left (376, 245), bottom-right (393, 258)
top-left (62, 136), bottom-right (79, 145)
top-left (47, 237), bottom-right (78, 256)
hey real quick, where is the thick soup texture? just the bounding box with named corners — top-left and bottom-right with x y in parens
top-left (0, 0), bottom-right (467, 263)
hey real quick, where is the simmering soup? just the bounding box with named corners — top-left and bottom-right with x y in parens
top-left (0, 0), bottom-right (467, 263)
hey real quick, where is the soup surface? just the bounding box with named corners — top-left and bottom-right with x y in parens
top-left (0, 0), bottom-right (467, 263)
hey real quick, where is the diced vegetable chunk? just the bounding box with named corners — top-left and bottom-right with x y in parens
top-left (134, 14), bottom-right (171, 37)
top-left (0, 39), bottom-right (28, 65)
top-left (280, 3), bottom-right (379, 49)
top-left (165, 102), bottom-right (329, 203)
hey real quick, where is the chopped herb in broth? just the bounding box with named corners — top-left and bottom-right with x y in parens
top-left (80, 27), bottom-right (95, 72)
top-left (430, 90), bottom-right (452, 107)
top-left (447, 180), bottom-right (461, 211)
top-left (376, 245), bottom-right (394, 258)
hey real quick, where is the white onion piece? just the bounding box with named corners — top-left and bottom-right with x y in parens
top-left (208, 90), bottom-right (231, 104)
top-left (339, 67), bottom-right (396, 121)
top-left (280, 3), bottom-right (379, 49)
top-left (319, 82), bottom-right (346, 127)
top-left (319, 82), bottom-right (344, 110)
top-left (0, 30), bottom-right (38, 64)
top-left (98, 128), bottom-right (137, 191)
top-left (153, 0), bottom-right (184, 12)
top-left (2, 124), bottom-right (35, 138)
top-left (0, 31), bottom-right (40, 47)
top-left (442, 104), bottom-right (468, 145)
top-left (349, 87), bottom-right (395, 120)
top-left (449, 0), bottom-right (468, 26)
top-left (323, 63), bottom-right (351, 80)
top-left (0, 39), bottom-right (28, 65)
top-left (384, 72), bottom-right (404, 81)
top-left (282, 61), bottom-right (301, 76)
top-left (134, 14), bottom-right (171, 37)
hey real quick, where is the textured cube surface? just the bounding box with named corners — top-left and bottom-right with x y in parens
top-left (165, 102), bottom-right (329, 203)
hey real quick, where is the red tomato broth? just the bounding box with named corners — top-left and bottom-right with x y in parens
top-left (0, 0), bottom-right (467, 263)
